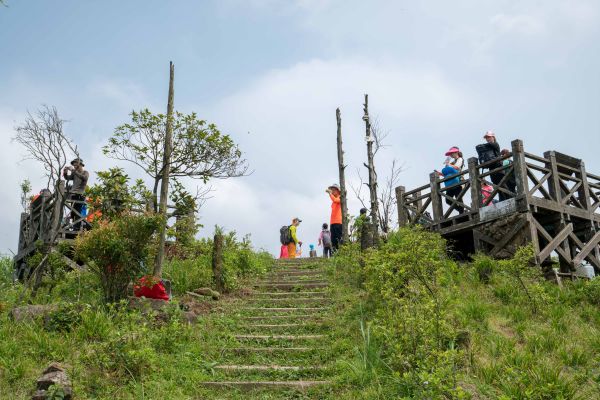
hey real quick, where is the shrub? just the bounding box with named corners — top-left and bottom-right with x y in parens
top-left (75, 214), bottom-right (161, 303)
top-left (473, 253), bottom-right (495, 284)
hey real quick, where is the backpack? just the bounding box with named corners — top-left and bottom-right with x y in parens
top-left (322, 230), bottom-right (332, 248)
top-left (280, 225), bottom-right (292, 245)
top-left (476, 143), bottom-right (501, 168)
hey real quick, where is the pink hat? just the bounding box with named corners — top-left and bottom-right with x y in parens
top-left (445, 146), bottom-right (460, 156)
top-left (484, 130), bottom-right (495, 138)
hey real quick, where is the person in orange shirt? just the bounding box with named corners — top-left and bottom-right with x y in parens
top-left (326, 184), bottom-right (343, 251)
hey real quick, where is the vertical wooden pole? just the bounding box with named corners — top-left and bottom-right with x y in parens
top-left (363, 94), bottom-right (379, 231)
top-left (396, 186), bottom-right (407, 227)
top-left (336, 108), bottom-right (349, 244)
top-left (430, 172), bottom-right (443, 229)
top-left (154, 61), bottom-right (175, 278)
top-left (212, 229), bottom-right (225, 293)
top-left (468, 157), bottom-right (481, 212)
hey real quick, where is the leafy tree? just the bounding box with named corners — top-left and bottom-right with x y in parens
top-left (103, 109), bottom-right (248, 212)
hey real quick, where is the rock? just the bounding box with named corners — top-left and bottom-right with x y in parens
top-left (192, 287), bottom-right (220, 300)
top-left (181, 311), bottom-right (198, 324)
top-left (127, 296), bottom-right (169, 314)
top-left (11, 304), bottom-right (58, 323)
top-left (32, 362), bottom-right (72, 399)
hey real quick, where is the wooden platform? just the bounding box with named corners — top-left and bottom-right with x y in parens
top-left (396, 139), bottom-right (600, 273)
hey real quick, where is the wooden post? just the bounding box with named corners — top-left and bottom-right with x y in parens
top-left (363, 94), bottom-right (379, 231)
top-left (212, 229), bottom-right (225, 293)
top-left (544, 151), bottom-right (561, 203)
top-left (511, 139), bottom-right (529, 210)
top-left (336, 108), bottom-right (349, 244)
top-left (50, 182), bottom-right (65, 241)
top-left (468, 157), bottom-right (481, 211)
top-left (154, 62), bottom-right (175, 278)
top-left (429, 172), bottom-right (442, 229)
top-left (577, 161), bottom-right (591, 212)
top-left (396, 186), bottom-right (407, 227)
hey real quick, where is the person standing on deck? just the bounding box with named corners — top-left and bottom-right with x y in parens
top-left (480, 131), bottom-right (507, 201)
top-left (63, 158), bottom-right (89, 231)
top-left (287, 218), bottom-right (302, 258)
top-left (326, 184), bottom-right (343, 252)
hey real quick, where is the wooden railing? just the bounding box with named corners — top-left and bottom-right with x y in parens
top-left (397, 139), bottom-right (600, 233)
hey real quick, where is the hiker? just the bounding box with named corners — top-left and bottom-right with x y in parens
top-left (318, 223), bottom-right (333, 258)
top-left (287, 218), bottom-right (302, 258)
top-left (436, 147), bottom-right (464, 214)
top-left (326, 184), bottom-right (343, 251)
top-left (63, 158), bottom-right (89, 231)
top-left (481, 182), bottom-right (498, 205)
top-left (501, 149), bottom-right (517, 197)
top-left (309, 244), bottom-right (317, 258)
top-left (476, 131), bottom-right (507, 201)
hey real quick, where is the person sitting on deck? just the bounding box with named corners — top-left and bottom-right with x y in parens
top-left (436, 147), bottom-right (464, 214)
top-left (500, 148), bottom-right (517, 198)
top-left (63, 158), bottom-right (89, 231)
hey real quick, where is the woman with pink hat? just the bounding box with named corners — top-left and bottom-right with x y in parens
top-left (436, 146), bottom-right (465, 214)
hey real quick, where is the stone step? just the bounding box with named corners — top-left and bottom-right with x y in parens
top-left (254, 282), bottom-right (328, 290)
top-left (247, 298), bottom-right (329, 304)
top-left (201, 380), bottom-right (330, 390)
top-left (234, 334), bottom-right (325, 340)
top-left (259, 279), bottom-right (327, 284)
top-left (251, 291), bottom-right (327, 297)
top-left (241, 307), bottom-right (327, 313)
top-left (270, 270), bottom-right (324, 275)
top-left (214, 365), bottom-right (324, 372)
top-left (242, 315), bottom-right (323, 321)
top-left (227, 347), bottom-right (317, 353)
top-left (244, 323), bottom-right (306, 329)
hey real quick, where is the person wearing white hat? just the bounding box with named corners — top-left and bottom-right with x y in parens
top-left (479, 131), bottom-right (507, 201)
top-left (325, 184), bottom-right (343, 251)
top-left (63, 158), bottom-right (89, 231)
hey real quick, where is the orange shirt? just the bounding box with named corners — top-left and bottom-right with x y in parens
top-left (329, 193), bottom-right (342, 225)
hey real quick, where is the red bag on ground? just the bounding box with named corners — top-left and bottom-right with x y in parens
top-left (134, 276), bottom-right (169, 301)
top-left (279, 244), bottom-right (289, 259)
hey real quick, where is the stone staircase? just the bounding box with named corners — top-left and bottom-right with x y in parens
top-left (200, 258), bottom-right (333, 396)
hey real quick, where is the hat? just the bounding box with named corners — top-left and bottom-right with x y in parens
top-left (483, 131), bottom-right (495, 138)
top-left (70, 158), bottom-right (85, 166)
top-left (328, 184), bottom-right (340, 191)
top-left (445, 146), bottom-right (460, 156)
top-left (293, 217), bottom-right (302, 223)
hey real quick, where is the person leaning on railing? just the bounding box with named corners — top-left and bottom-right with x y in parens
top-left (479, 131), bottom-right (508, 201)
top-left (63, 158), bottom-right (89, 231)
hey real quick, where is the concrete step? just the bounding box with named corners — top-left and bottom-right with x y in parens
top-left (234, 334), bottom-right (325, 340)
top-left (241, 307), bottom-right (327, 313)
top-left (227, 347), bottom-right (317, 353)
top-left (201, 380), bottom-right (330, 390)
top-left (242, 315), bottom-right (324, 321)
top-left (270, 270), bottom-right (324, 276)
top-left (247, 298), bottom-right (329, 304)
top-left (254, 282), bottom-right (328, 291)
top-left (214, 365), bottom-right (324, 372)
top-left (251, 291), bottom-right (328, 297)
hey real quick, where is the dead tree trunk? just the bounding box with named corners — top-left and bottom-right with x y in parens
top-left (336, 108), bottom-right (350, 244)
top-left (212, 230), bottom-right (225, 293)
top-left (154, 61), bottom-right (175, 278)
top-left (363, 94), bottom-right (379, 239)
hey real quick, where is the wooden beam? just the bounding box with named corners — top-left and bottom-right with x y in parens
top-left (537, 223), bottom-right (573, 263)
top-left (490, 217), bottom-right (528, 257)
top-left (572, 231), bottom-right (600, 266)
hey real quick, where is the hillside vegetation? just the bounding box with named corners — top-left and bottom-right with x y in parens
top-left (1, 227), bottom-right (600, 399)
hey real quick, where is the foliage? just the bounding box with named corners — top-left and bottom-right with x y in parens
top-left (103, 109), bottom-right (248, 210)
top-left (168, 179), bottom-right (199, 247)
top-left (75, 214), bottom-right (162, 303)
top-left (19, 179), bottom-right (31, 212)
top-left (86, 167), bottom-right (152, 220)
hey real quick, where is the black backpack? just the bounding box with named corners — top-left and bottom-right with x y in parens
top-left (280, 225), bottom-right (292, 245)
top-left (476, 143), bottom-right (500, 168)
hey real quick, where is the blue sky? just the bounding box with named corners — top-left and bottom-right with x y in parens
top-left (1, 0), bottom-right (599, 255)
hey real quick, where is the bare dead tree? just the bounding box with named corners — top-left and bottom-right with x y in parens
top-left (378, 159), bottom-right (404, 233)
top-left (13, 106), bottom-right (78, 190)
top-left (362, 94), bottom-right (379, 236)
top-left (336, 108), bottom-right (350, 244)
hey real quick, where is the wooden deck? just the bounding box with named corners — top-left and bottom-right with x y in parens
top-left (396, 139), bottom-right (600, 272)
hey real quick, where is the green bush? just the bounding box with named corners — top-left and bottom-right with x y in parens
top-left (473, 253), bottom-right (495, 284)
top-left (75, 213), bottom-right (162, 303)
